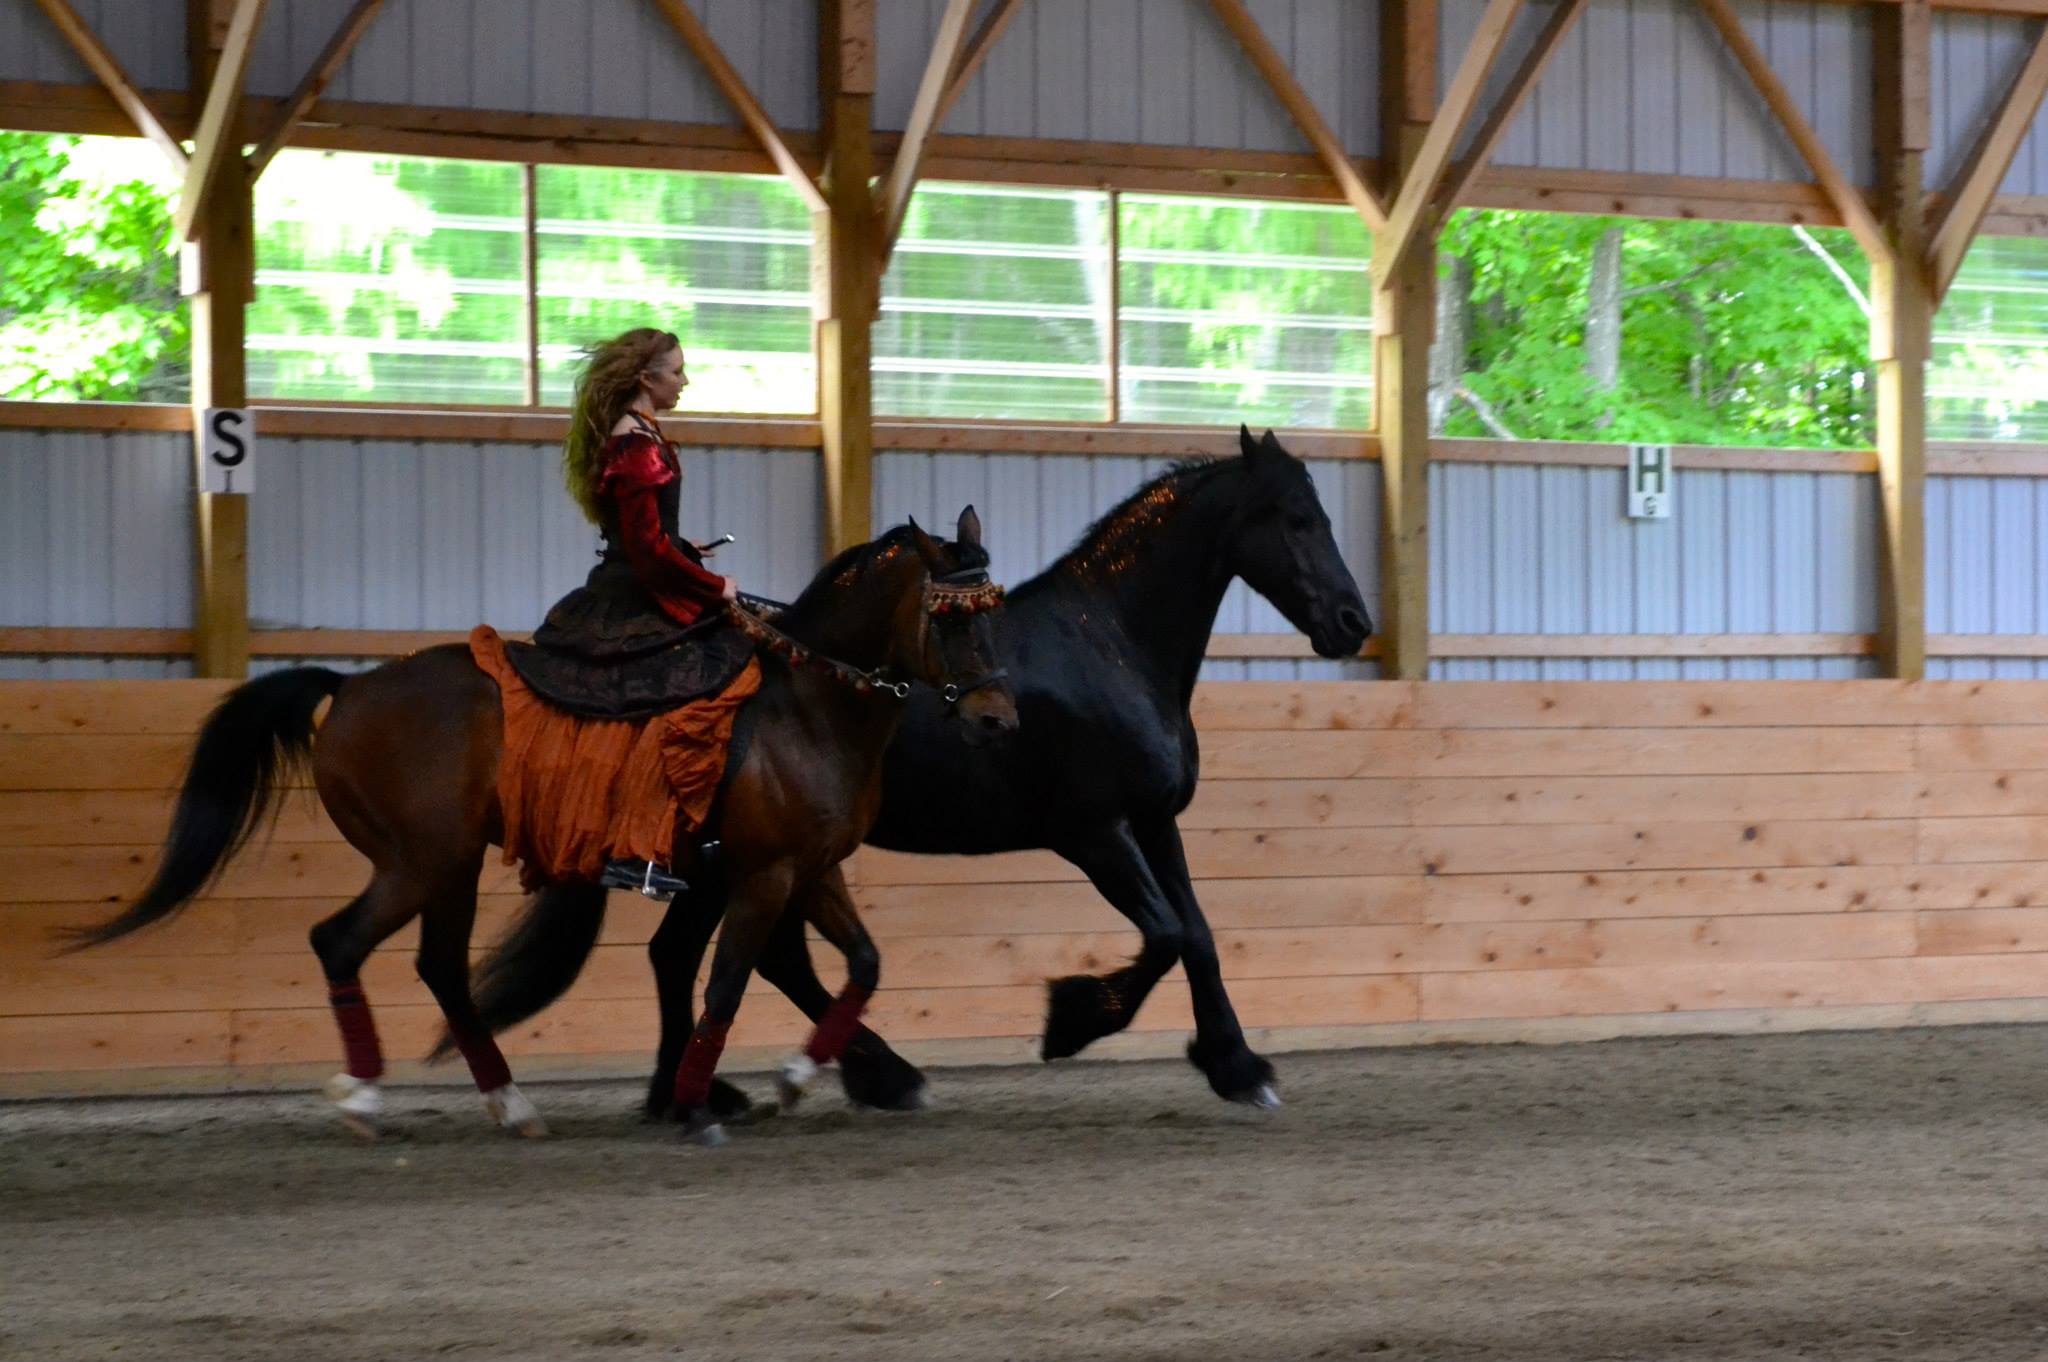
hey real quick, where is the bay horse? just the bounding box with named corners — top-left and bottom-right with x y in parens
top-left (67, 509), bottom-right (1016, 1146)
top-left (470, 427), bottom-right (1370, 1116)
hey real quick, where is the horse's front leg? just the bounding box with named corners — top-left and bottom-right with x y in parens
top-left (772, 871), bottom-right (884, 1112)
top-left (1136, 818), bottom-right (1277, 1108)
top-left (762, 868), bottom-right (928, 1110)
top-left (670, 862), bottom-right (794, 1146)
top-left (643, 883), bottom-right (757, 1124)
top-left (1041, 821), bottom-right (1185, 1062)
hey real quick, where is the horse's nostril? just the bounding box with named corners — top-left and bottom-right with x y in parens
top-left (982, 713), bottom-right (1016, 733)
top-left (1340, 606), bottom-right (1371, 637)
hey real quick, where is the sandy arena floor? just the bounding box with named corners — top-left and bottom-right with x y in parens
top-left (6, 1026), bottom-right (2048, 1361)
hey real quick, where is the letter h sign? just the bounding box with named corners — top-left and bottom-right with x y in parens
top-left (1628, 444), bottom-right (1672, 520)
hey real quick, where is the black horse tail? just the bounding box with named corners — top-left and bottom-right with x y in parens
top-left (60, 667), bottom-right (348, 951)
top-left (431, 882), bottom-right (609, 1058)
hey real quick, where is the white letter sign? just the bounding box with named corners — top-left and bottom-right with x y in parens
top-left (1627, 443), bottom-right (1671, 520)
top-left (198, 408), bottom-right (255, 494)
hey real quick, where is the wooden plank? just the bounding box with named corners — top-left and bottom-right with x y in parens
top-left (1207, 632), bottom-right (1873, 660)
top-left (850, 818), bottom-right (1916, 887)
top-left (247, 0), bottom-right (385, 174)
top-left (851, 875), bottom-right (1429, 936)
top-left (1437, 0), bottom-right (1592, 213)
top-left (0, 682), bottom-right (231, 734)
top-left (0, 628), bottom-right (193, 658)
top-left (1916, 815), bottom-right (2048, 864)
top-left (1180, 771), bottom-right (2048, 829)
top-left (647, 0), bottom-right (828, 214)
top-left (0, 896), bottom-right (545, 958)
top-left (1192, 726), bottom-right (1920, 780)
top-left (1915, 725), bottom-right (2048, 770)
top-left (1420, 952), bottom-right (2048, 1021)
top-left (0, 1011), bottom-right (231, 1073)
top-left (173, 0), bottom-right (269, 241)
top-left (0, 789), bottom-right (338, 846)
top-left (1204, 0), bottom-right (1388, 232)
top-left (1927, 23), bottom-right (2048, 299)
top-left (1692, 0), bottom-right (1889, 262)
top-left (1916, 905), bottom-right (2048, 955)
top-left (28, 0), bottom-right (189, 172)
top-left (1421, 860), bottom-right (2048, 922)
top-left (931, 0), bottom-right (1023, 131)
top-left (0, 734), bottom-right (200, 790)
top-left (878, 0), bottom-right (975, 258)
top-left (0, 841), bottom-right (523, 904)
top-left (1375, 0), bottom-right (1527, 282)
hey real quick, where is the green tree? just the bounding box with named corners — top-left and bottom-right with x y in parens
top-left (1435, 210), bottom-right (1874, 448)
top-left (0, 133), bottom-right (187, 401)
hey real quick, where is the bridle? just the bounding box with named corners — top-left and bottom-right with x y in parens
top-left (727, 562), bottom-right (1007, 705)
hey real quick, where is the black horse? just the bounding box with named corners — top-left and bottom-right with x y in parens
top-left (470, 427), bottom-right (1371, 1112)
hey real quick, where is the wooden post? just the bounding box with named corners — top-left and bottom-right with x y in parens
top-left (816, 0), bottom-right (877, 555)
top-left (1372, 0), bottom-right (1435, 680)
top-left (1871, 0), bottom-right (1931, 681)
top-left (188, 0), bottom-right (255, 678)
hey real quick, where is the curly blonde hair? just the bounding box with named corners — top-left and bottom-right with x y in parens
top-left (562, 327), bottom-right (681, 523)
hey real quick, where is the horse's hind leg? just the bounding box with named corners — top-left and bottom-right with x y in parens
top-left (414, 871), bottom-right (545, 1136)
top-left (309, 881), bottom-right (427, 1138)
top-left (774, 873), bottom-right (884, 1113)
top-left (1041, 822), bottom-right (1185, 1062)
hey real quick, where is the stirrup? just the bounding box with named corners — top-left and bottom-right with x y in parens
top-left (600, 858), bottom-right (689, 901)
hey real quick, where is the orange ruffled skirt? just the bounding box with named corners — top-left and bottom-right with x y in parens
top-left (470, 625), bottom-right (762, 889)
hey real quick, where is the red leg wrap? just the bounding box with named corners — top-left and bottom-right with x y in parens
top-left (804, 984), bottom-right (874, 1065)
top-left (329, 980), bottom-right (385, 1081)
top-left (453, 1031), bottom-right (513, 1094)
top-left (672, 1021), bottom-right (732, 1109)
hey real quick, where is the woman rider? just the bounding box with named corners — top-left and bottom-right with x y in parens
top-left (542, 327), bottom-right (743, 897)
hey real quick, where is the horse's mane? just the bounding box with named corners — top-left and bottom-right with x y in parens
top-left (1049, 456), bottom-right (1239, 580)
top-left (779, 522), bottom-right (992, 626)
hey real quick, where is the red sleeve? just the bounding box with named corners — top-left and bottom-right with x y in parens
top-left (601, 435), bottom-right (728, 623)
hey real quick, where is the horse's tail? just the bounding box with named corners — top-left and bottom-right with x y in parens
top-left (59, 667), bottom-right (348, 951)
top-left (431, 882), bottom-right (609, 1057)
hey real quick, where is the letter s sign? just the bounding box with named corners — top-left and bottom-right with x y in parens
top-left (198, 408), bottom-right (255, 494)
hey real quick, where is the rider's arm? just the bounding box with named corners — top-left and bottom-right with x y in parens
top-left (600, 435), bottom-right (731, 619)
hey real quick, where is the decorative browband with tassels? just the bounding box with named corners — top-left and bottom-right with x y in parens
top-left (724, 565), bottom-right (1006, 701)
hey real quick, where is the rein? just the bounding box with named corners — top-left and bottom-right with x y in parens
top-left (727, 565), bottom-right (1007, 704)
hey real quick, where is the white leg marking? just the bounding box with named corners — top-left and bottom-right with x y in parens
top-left (776, 1053), bottom-right (820, 1111)
top-left (324, 1073), bottom-right (383, 1139)
top-left (482, 1081), bottom-right (548, 1138)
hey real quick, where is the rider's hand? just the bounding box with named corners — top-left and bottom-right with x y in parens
top-left (721, 576), bottom-right (739, 603)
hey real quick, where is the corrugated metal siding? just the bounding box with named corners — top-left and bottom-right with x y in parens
top-left (1926, 474), bottom-right (2048, 679)
top-left (0, 428), bottom-right (192, 681)
top-left (872, 448), bottom-right (1382, 681)
top-left (248, 438), bottom-right (821, 635)
top-left (1427, 463), bottom-right (1881, 680)
top-left (235, 0), bottom-right (816, 129)
top-left (1452, 0), bottom-right (1870, 186)
top-left (0, 0), bottom-right (187, 91)
top-left (1929, 13), bottom-right (2048, 198)
top-left (919, 0), bottom-right (1377, 157)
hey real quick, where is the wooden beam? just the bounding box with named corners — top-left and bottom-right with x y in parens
top-left (930, 0), bottom-right (1023, 132)
top-left (1205, 0), bottom-right (1388, 233)
top-left (1376, 0), bottom-right (1526, 283)
top-left (878, 0), bottom-right (977, 260)
top-left (185, 0), bottom-right (258, 679)
top-left (172, 0), bottom-right (267, 240)
top-left (1871, 0), bottom-right (1932, 681)
top-left (1691, 0), bottom-right (1890, 263)
top-left (1927, 23), bottom-right (2048, 300)
top-left (817, 0), bottom-right (878, 555)
top-left (246, 0), bottom-right (384, 175)
top-left (29, 0), bottom-right (188, 173)
top-left (1436, 0), bottom-right (1591, 215)
top-left (647, 0), bottom-right (828, 215)
top-left (1374, 0), bottom-right (1436, 682)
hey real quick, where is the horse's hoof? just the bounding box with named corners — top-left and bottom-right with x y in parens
top-left (682, 1119), bottom-right (728, 1149)
top-left (483, 1082), bottom-right (548, 1138)
top-left (324, 1072), bottom-right (383, 1141)
top-left (1245, 1083), bottom-right (1282, 1111)
top-left (776, 1053), bottom-right (819, 1111)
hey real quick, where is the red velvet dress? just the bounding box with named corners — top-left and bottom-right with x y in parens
top-left (597, 415), bottom-right (727, 627)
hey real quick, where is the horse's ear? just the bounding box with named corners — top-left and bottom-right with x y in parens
top-left (905, 516), bottom-right (945, 572)
top-left (1239, 424), bottom-right (1258, 459)
top-left (956, 504), bottom-right (983, 551)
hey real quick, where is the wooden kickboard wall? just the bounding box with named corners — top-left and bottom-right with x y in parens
top-left (6, 678), bottom-right (2048, 1094)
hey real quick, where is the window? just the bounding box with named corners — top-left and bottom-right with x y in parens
top-left (1118, 194), bottom-right (1373, 428)
top-left (253, 150), bottom-right (526, 404)
top-left (1932, 236), bottom-right (2048, 441)
top-left (535, 166), bottom-right (815, 414)
top-left (0, 132), bottom-right (184, 402)
top-left (1433, 211), bottom-right (1872, 448)
top-left (877, 183), bottom-right (1111, 421)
